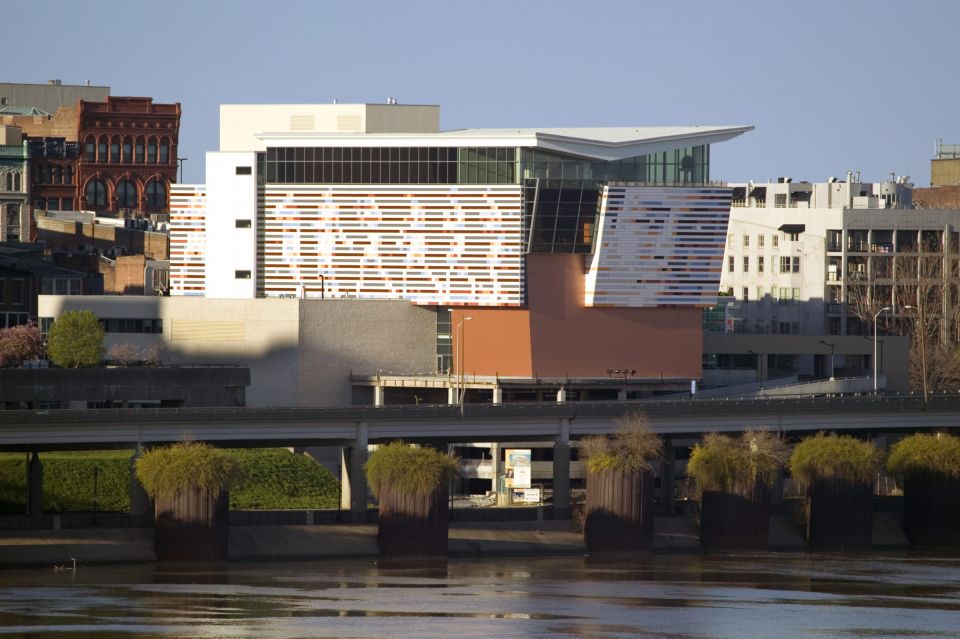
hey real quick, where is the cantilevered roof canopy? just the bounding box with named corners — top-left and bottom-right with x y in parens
top-left (256, 125), bottom-right (754, 162)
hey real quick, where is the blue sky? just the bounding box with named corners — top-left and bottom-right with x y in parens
top-left (5, 0), bottom-right (958, 185)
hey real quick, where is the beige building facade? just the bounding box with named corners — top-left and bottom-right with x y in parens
top-left (37, 295), bottom-right (436, 407)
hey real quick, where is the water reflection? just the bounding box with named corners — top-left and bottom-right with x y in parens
top-left (0, 554), bottom-right (957, 638)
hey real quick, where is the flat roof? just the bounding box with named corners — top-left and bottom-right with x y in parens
top-left (256, 124), bottom-right (754, 161)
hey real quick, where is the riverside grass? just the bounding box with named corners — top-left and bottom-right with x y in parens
top-left (789, 433), bottom-right (882, 486)
top-left (580, 413), bottom-right (663, 474)
top-left (0, 447), bottom-right (340, 513)
top-left (364, 441), bottom-right (459, 499)
top-left (888, 432), bottom-right (960, 479)
top-left (687, 430), bottom-right (788, 495)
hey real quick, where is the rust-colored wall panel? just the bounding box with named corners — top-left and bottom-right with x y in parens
top-left (452, 307), bottom-right (532, 378)
top-left (456, 254), bottom-right (703, 380)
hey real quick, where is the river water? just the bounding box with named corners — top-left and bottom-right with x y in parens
top-left (0, 553), bottom-right (957, 638)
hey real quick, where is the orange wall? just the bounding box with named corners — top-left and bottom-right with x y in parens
top-left (455, 254), bottom-right (703, 380)
top-left (451, 307), bottom-right (532, 377)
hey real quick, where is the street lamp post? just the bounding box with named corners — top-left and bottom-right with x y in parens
top-left (873, 307), bottom-right (890, 392)
top-left (820, 340), bottom-right (836, 380)
top-left (456, 314), bottom-right (472, 407)
top-left (176, 157), bottom-right (188, 184)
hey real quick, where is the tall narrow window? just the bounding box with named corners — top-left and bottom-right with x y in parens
top-left (85, 139), bottom-right (96, 161)
top-left (728, 255), bottom-right (734, 272)
top-left (147, 140), bottom-right (157, 163)
top-left (85, 180), bottom-right (107, 208)
top-left (135, 140), bottom-right (144, 163)
top-left (98, 139), bottom-right (108, 162)
top-left (159, 141), bottom-right (169, 164)
top-left (110, 140), bottom-right (120, 163)
top-left (743, 256), bottom-right (749, 272)
top-left (64, 166), bottom-right (72, 185)
top-left (123, 139), bottom-right (132, 163)
top-left (13, 172), bottom-right (20, 191)
top-left (146, 180), bottom-right (166, 208)
top-left (116, 180), bottom-right (137, 208)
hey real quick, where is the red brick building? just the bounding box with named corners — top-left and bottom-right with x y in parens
top-left (77, 97), bottom-right (180, 216)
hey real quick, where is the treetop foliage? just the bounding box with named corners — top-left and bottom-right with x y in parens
top-left (47, 310), bottom-right (105, 368)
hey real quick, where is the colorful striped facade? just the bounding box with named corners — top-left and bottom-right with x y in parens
top-left (169, 184), bottom-right (207, 296)
top-left (585, 186), bottom-right (732, 307)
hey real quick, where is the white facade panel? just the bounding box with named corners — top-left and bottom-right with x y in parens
top-left (261, 184), bottom-right (524, 306)
top-left (585, 186), bottom-right (732, 307)
top-left (204, 152), bottom-right (258, 299)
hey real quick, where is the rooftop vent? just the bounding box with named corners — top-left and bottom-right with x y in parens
top-left (48, 79), bottom-right (62, 85)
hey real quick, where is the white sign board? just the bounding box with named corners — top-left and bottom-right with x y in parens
top-left (512, 488), bottom-right (540, 504)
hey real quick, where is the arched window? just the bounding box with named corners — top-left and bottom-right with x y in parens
top-left (42, 166), bottom-right (50, 184)
top-left (85, 137), bottom-right (96, 162)
top-left (159, 139), bottom-right (170, 164)
top-left (64, 166), bottom-right (72, 185)
top-left (14, 172), bottom-right (19, 191)
top-left (147, 139), bottom-right (157, 164)
top-left (116, 180), bottom-right (137, 208)
top-left (85, 180), bottom-right (107, 208)
top-left (55, 166), bottom-right (63, 185)
top-left (135, 137), bottom-right (144, 163)
top-left (110, 138), bottom-right (120, 164)
top-left (122, 138), bottom-right (132, 164)
top-left (98, 137), bottom-right (108, 163)
top-left (146, 180), bottom-right (166, 208)
top-left (4, 173), bottom-right (10, 190)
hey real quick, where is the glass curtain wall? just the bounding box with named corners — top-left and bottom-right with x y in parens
top-left (264, 147), bottom-right (516, 185)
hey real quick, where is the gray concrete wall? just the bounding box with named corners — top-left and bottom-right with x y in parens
top-left (297, 300), bottom-right (437, 406)
top-left (0, 367), bottom-right (249, 406)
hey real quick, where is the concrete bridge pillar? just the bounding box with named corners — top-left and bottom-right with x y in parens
top-left (373, 385), bottom-right (385, 407)
top-left (662, 439), bottom-right (675, 515)
top-left (492, 386), bottom-right (503, 405)
top-left (27, 451), bottom-right (43, 517)
top-left (129, 446), bottom-right (150, 517)
top-left (553, 417), bottom-right (571, 519)
top-left (447, 386), bottom-right (457, 405)
top-left (341, 421), bottom-right (369, 516)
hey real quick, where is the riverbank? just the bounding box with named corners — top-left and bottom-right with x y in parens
top-left (0, 511), bottom-right (912, 567)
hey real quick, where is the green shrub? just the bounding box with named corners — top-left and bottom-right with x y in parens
top-left (789, 433), bottom-right (881, 486)
top-left (687, 430), bottom-right (788, 495)
top-left (229, 448), bottom-right (339, 509)
top-left (580, 413), bottom-right (663, 474)
top-left (0, 450), bottom-right (131, 514)
top-left (136, 442), bottom-right (241, 500)
top-left (365, 442), bottom-right (458, 499)
top-left (47, 310), bottom-right (105, 368)
top-left (0, 448), bottom-right (341, 513)
top-left (888, 433), bottom-right (960, 479)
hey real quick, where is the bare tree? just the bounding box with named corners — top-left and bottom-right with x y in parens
top-left (846, 235), bottom-right (960, 399)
